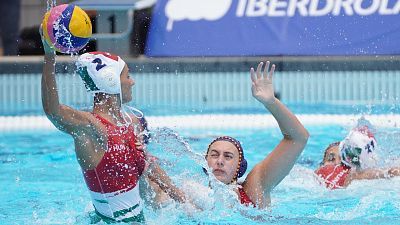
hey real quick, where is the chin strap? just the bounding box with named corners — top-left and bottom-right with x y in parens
top-left (119, 104), bottom-right (144, 126)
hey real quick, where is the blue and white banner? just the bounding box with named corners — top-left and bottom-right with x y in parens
top-left (145, 0), bottom-right (400, 57)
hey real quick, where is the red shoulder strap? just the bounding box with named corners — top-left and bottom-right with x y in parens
top-left (238, 187), bottom-right (255, 207)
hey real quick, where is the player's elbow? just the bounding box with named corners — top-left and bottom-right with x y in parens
top-left (42, 99), bottom-right (62, 117)
top-left (286, 129), bottom-right (309, 146)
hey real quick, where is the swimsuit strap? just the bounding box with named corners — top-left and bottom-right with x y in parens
top-left (93, 113), bottom-right (129, 128)
top-left (237, 186), bottom-right (255, 207)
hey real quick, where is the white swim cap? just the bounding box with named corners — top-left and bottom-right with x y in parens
top-left (76, 51), bottom-right (126, 94)
top-left (340, 125), bottom-right (378, 169)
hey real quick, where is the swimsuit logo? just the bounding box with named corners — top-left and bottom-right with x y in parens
top-left (327, 166), bottom-right (348, 189)
top-left (165, 0), bottom-right (232, 31)
top-left (113, 144), bottom-right (127, 151)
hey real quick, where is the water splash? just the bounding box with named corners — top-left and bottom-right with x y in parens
top-left (146, 127), bottom-right (277, 223)
top-left (150, 127), bottom-right (207, 169)
top-left (53, 15), bottom-right (75, 53)
top-left (46, 0), bottom-right (57, 11)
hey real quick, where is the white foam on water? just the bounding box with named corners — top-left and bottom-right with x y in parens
top-left (1, 114), bottom-right (400, 131)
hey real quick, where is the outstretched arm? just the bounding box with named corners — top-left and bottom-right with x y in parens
top-left (146, 163), bottom-right (187, 203)
top-left (244, 62), bottom-right (309, 206)
top-left (135, 132), bottom-right (201, 210)
top-left (348, 167), bottom-right (400, 182)
top-left (145, 161), bottom-right (204, 211)
top-left (40, 27), bottom-right (92, 135)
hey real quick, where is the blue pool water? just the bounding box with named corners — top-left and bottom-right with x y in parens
top-left (4, 103), bottom-right (400, 117)
top-left (1, 124), bottom-right (400, 225)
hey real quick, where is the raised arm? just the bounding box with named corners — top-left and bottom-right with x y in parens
top-left (40, 27), bottom-right (92, 135)
top-left (244, 62), bottom-right (309, 205)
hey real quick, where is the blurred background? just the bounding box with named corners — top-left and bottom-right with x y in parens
top-left (1, 0), bottom-right (400, 116)
top-left (0, 0), bottom-right (154, 56)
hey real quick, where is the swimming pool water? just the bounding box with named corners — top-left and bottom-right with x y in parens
top-left (1, 125), bottom-right (399, 225)
top-left (4, 103), bottom-right (400, 117)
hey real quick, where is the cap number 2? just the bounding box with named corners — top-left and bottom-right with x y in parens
top-left (92, 58), bottom-right (107, 71)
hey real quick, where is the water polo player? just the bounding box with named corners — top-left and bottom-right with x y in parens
top-left (40, 28), bottom-right (188, 222)
top-left (204, 62), bottom-right (309, 208)
top-left (315, 121), bottom-right (400, 189)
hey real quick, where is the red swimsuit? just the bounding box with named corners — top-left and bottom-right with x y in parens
top-left (315, 164), bottom-right (351, 189)
top-left (82, 114), bottom-right (146, 222)
top-left (83, 114), bottom-right (146, 193)
top-left (238, 187), bottom-right (255, 207)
